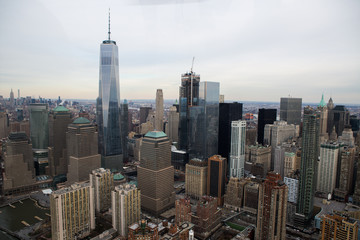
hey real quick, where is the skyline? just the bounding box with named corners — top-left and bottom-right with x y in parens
top-left (1, 0), bottom-right (360, 103)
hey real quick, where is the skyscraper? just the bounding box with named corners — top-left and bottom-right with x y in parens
top-left (295, 107), bottom-right (320, 227)
top-left (137, 131), bottom-right (175, 215)
top-left (189, 81), bottom-right (220, 159)
top-left (179, 71), bottom-right (200, 151)
top-left (90, 168), bottom-right (114, 213)
top-left (256, 172), bottom-right (288, 240)
top-left (318, 94), bottom-right (328, 142)
top-left (97, 12), bottom-right (123, 170)
top-left (280, 97), bottom-right (302, 125)
top-left (155, 89), bottom-right (164, 131)
top-left (48, 106), bottom-right (72, 176)
top-left (10, 89), bottom-right (14, 108)
top-left (120, 100), bottom-right (129, 161)
top-left (257, 108), bottom-right (277, 145)
top-left (166, 105), bottom-right (179, 144)
top-left (139, 106), bottom-right (152, 125)
top-left (185, 158), bottom-right (208, 199)
top-left (218, 102), bottom-right (243, 163)
top-left (229, 120), bottom-right (246, 179)
top-left (207, 155), bottom-right (226, 206)
top-left (320, 214), bottom-right (358, 240)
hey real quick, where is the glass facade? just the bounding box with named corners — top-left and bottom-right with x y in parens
top-left (29, 103), bottom-right (49, 150)
top-left (96, 40), bottom-right (122, 158)
top-left (188, 81), bottom-right (219, 160)
top-left (230, 120), bottom-right (246, 178)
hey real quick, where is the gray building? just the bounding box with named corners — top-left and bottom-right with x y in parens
top-left (280, 97), bottom-right (302, 125)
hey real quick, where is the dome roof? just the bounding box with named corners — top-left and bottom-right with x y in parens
top-left (53, 106), bottom-right (69, 112)
top-left (72, 117), bottom-right (90, 124)
top-left (145, 131), bottom-right (167, 138)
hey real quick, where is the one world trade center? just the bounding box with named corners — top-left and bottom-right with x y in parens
top-left (96, 12), bottom-right (123, 170)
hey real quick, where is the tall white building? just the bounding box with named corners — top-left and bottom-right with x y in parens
top-left (317, 142), bottom-right (340, 194)
top-left (229, 120), bottom-right (246, 178)
top-left (112, 184), bottom-right (141, 237)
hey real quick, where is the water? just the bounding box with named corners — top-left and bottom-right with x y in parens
top-left (0, 198), bottom-right (49, 232)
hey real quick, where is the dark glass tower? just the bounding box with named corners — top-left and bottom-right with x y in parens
top-left (295, 107), bottom-right (320, 227)
top-left (96, 13), bottom-right (123, 170)
top-left (257, 108), bottom-right (277, 145)
top-left (179, 71), bottom-right (200, 151)
top-left (280, 97), bottom-right (302, 125)
top-left (218, 102), bottom-right (243, 164)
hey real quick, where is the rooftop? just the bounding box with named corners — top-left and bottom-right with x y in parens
top-left (53, 105), bottom-right (69, 112)
top-left (145, 131), bottom-right (167, 138)
top-left (72, 117), bottom-right (90, 124)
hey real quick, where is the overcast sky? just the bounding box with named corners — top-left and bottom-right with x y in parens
top-left (0, 0), bottom-right (359, 104)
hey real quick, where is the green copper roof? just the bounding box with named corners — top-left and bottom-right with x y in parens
top-left (319, 94), bottom-right (326, 107)
top-left (53, 106), bottom-right (69, 112)
top-left (72, 117), bottom-right (90, 124)
top-left (114, 173), bottom-right (124, 180)
top-left (145, 131), bottom-right (167, 138)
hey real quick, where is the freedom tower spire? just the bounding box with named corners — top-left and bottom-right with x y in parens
top-left (96, 10), bottom-right (123, 170)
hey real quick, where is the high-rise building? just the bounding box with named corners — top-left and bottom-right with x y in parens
top-left (29, 103), bottom-right (49, 175)
top-left (96, 13), bottom-right (123, 171)
top-left (256, 172), bottom-right (288, 240)
top-left (175, 198), bottom-right (191, 225)
top-left (90, 168), bottom-right (114, 213)
top-left (280, 97), bottom-right (302, 125)
top-left (339, 126), bottom-right (355, 147)
top-left (185, 158), bottom-right (208, 199)
top-left (112, 183), bottom-right (141, 237)
top-left (353, 162), bottom-right (360, 206)
top-left (218, 102), bottom-right (243, 163)
top-left (190, 196), bottom-right (222, 240)
top-left (207, 155), bottom-right (226, 206)
top-left (229, 120), bottom-right (246, 178)
top-left (316, 142), bottom-right (340, 195)
top-left (10, 89), bottom-right (14, 108)
top-left (318, 94), bottom-right (328, 142)
top-left (139, 106), bottom-right (152, 125)
top-left (284, 170), bottom-right (300, 204)
top-left (137, 131), bottom-right (175, 215)
top-left (246, 144), bottom-right (272, 177)
top-left (284, 152), bottom-right (296, 177)
top-left (257, 108), bottom-right (276, 145)
top-left (224, 177), bottom-right (245, 211)
top-left (320, 214), bottom-right (358, 240)
top-left (330, 105), bottom-right (350, 137)
top-left (0, 111), bottom-right (9, 138)
top-left (189, 81), bottom-right (220, 159)
top-left (66, 117), bottom-right (101, 184)
top-left (120, 100), bottom-right (129, 161)
top-left (3, 132), bottom-right (36, 194)
top-left (334, 147), bottom-right (356, 202)
top-left (50, 182), bottom-right (95, 240)
top-left (155, 89), bottom-right (164, 131)
top-left (48, 106), bottom-right (72, 176)
top-left (179, 71), bottom-right (200, 151)
top-left (295, 107), bottom-right (320, 227)
top-left (166, 105), bottom-right (179, 144)
top-left (327, 97), bottom-right (335, 135)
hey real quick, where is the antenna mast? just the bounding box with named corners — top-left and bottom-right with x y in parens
top-left (108, 8), bottom-right (111, 40)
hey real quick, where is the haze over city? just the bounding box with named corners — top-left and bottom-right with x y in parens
top-left (1, 0), bottom-right (359, 103)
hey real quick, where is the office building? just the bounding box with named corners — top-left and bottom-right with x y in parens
top-left (224, 177), bottom-right (244, 211)
top-left (330, 105), bottom-right (350, 137)
top-left (218, 102), bottom-right (243, 162)
top-left (185, 158), bottom-right (208, 199)
top-left (189, 81), bottom-right (220, 160)
top-left (274, 146), bottom-right (285, 178)
top-left (243, 180), bottom-right (260, 214)
top-left (96, 14), bottom-right (123, 171)
top-left (318, 94), bottom-right (328, 142)
top-left (320, 214), bottom-right (358, 240)
top-left (137, 131), bottom-right (175, 215)
top-left (280, 97), bottom-right (302, 125)
top-left (190, 196), bottom-right (222, 240)
top-left (120, 100), bottom-right (129, 162)
top-left (207, 155), bottom-right (226, 206)
top-left (334, 147), bottom-right (356, 201)
top-left (0, 111), bottom-right (9, 138)
top-left (317, 142), bottom-right (340, 195)
top-left (327, 97), bottom-right (335, 135)
top-left (296, 107), bottom-right (320, 227)
top-left (166, 105), bottom-right (179, 144)
top-left (246, 144), bottom-right (271, 177)
top-left (179, 71), bottom-right (200, 151)
top-left (339, 126), bottom-right (355, 147)
top-left (175, 198), bottom-right (191, 225)
top-left (350, 115), bottom-right (359, 138)
top-left (284, 152), bottom-right (296, 178)
top-left (284, 170), bottom-right (300, 204)
top-left (66, 117), bottom-right (101, 184)
top-left (10, 89), bottom-right (14, 108)
top-left (112, 183), bottom-right (141, 237)
top-left (257, 108), bottom-right (276, 145)
top-left (171, 146), bottom-right (188, 171)
top-left (256, 172), bottom-right (288, 240)
top-left (139, 106), bottom-right (152, 125)
top-left (354, 164), bottom-right (360, 206)
top-left (3, 132), bottom-right (36, 194)
top-left (155, 89), bottom-right (164, 131)
top-left (229, 120), bottom-right (246, 178)
top-left (48, 106), bottom-right (72, 176)
top-left (50, 182), bottom-right (95, 240)
top-left (90, 168), bottom-right (114, 213)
